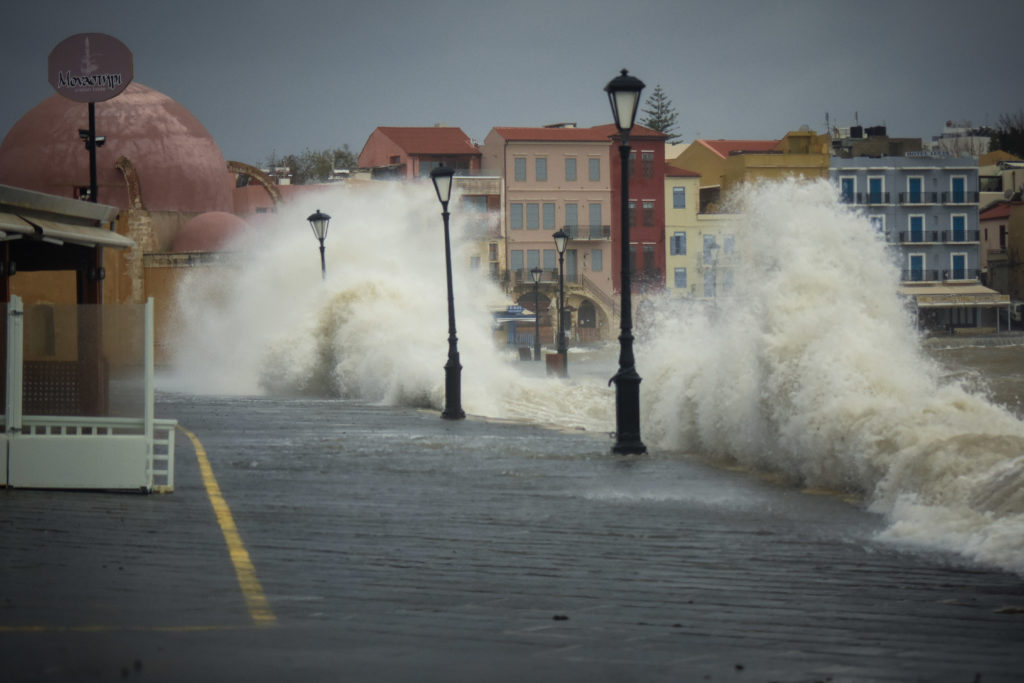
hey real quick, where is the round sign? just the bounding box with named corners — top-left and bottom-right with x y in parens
top-left (48, 33), bottom-right (133, 103)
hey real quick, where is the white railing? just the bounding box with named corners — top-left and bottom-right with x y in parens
top-left (2, 296), bottom-right (176, 492)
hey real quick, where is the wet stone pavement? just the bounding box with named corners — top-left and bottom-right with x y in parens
top-left (1, 393), bottom-right (1023, 682)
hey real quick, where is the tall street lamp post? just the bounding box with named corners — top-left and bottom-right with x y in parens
top-left (605, 68), bottom-right (647, 455)
top-left (552, 228), bottom-right (569, 377)
top-left (307, 209), bottom-right (331, 280)
top-left (530, 266), bottom-right (543, 361)
top-left (430, 165), bottom-right (465, 420)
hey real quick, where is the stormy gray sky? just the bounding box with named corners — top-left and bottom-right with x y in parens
top-left (2, 0), bottom-right (1021, 166)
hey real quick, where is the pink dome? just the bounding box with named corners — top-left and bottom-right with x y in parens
top-left (172, 211), bottom-right (249, 252)
top-left (0, 82), bottom-right (233, 213)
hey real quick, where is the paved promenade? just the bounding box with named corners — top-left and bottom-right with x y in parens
top-left (2, 393), bottom-right (1023, 682)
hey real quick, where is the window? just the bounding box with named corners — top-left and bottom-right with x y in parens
top-left (722, 270), bottom-right (734, 294)
top-left (907, 176), bottom-right (923, 204)
top-left (703, 269), bottom-right (716, 297)
top-left (488, 243), bottom-right (498, 261)
top-left (588, 203), bottom-right (602, 229)
top-left (526, 203), bottom-right (539, 230)
top-left (670, 231), bottom-right (686, 255)
top-left (536, 157), bottom-right (547, 182)
top-left (565, 157), bottom-right (577, 182)
top-left (420, 160), bottom-right (445, 176)
top-left (951, 214), bottom-right (966, 241)
top-left (628, 200), bottom-right (636, 227)
top-left (589, 158), bottom-right (600, 181)
top-left (543, 249), bottom-right (556, 272)
top-left (951, 176), bottom-right (966, 203)
top-left (674, 267), bottom-right (687, 289)
top-left (514, 157), bottom-right (526, 181)
top-left (673, 186), bottom-right (686, 209)
top-left (909, 214), bottom-right (925, 242)
top-left (722, 234), bottom-right (735, 255)
top-left (870, 216), bottom-right (884, 233)
top-left (703, 234), bottom-right (719, 264)
top-left (868, 176), bottom-right (884, 204)
top-left (642, 150), bottom-right (654, 178)
top-left (840, 177), bottom-right (856, 203)
top-left (909, 253), bottom-right (925, 281)
top-left (591, 249), bottom-right (603, 272)
top-left (565, 203), bottom-right (578, 230)
top-left (642, 244), bottom-right (655, 274)
top-left (628, 150), bottom-right (636, 179)
top-left (950, 253), bottom-right (967, 280)
top-left (510, 203), bottom-right (523, 230)
top-left (511, 250), bottom-right (524, 273)
top-left (462, 196), bottom-right (487, 212)
top-left (543, 203), bottom-right (555, 230)
top-left (526, 249), bottom-right (540, 271)
top-left (642, 200), bottom-right (655, 227)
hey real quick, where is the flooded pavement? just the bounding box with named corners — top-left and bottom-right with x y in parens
top-left (2, 390), bottom-right (1023, 682)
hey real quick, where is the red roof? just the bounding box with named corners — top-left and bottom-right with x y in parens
top-left (491, 127), bottom-right (611, 142)
top-left (698, 139), bottom-right (780, 158)
top-left (376, 127), bottom-right (478, 155)
top-left (589, 123), bottom-right (668, 140)
top-left (980, 202), bottom-right (1011, 220)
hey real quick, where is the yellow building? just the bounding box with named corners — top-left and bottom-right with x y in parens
top-left (668, 129), bottom-right (830, 212)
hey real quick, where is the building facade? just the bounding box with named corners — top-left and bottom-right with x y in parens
top-left (830, 154), bottom-right (1009, 332)
top-left (481, 126), bottom-right (617, 344)
top-left (592, 124), bottom-right (669, 296)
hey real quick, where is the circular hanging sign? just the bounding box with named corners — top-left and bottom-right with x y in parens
top-left (48, 33), bottom-right (133, 103)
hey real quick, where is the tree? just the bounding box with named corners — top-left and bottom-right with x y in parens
top-left (639, 84), bottom-right (681, 143)
top-left (264, 145), bottom-right (358, 185)
top-left (990, 110), bottom-right (1024, 158)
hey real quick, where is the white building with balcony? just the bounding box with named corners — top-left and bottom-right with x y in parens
top-left (831, 154), bottom-right (1009, 333)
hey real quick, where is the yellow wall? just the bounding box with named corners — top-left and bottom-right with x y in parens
top-left (721, 131), bottom-right (830, 196)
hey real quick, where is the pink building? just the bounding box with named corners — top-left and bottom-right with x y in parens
top-left (358, 127), bottom-right (480, 179)
top-left (481, 126), bottom-right (617, 344)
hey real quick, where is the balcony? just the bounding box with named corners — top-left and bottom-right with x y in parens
top-left (900, 269), bottom-right (980, 283)
top-left (941, 191), bottom-right (979, 205)
top-left (563, 224), bottom-right (611, 240)
top-left (898, 231), bottom-right (940, 244)
top-left (840, 192), bottom-right (890, 205)
top-left (505, 268), bottom-right (579, 286)
top-left (898, 191), bottom-right (938, 205)
top-left (940, 230), bottom-right (980, 243)
top-left (901, 269), bottom-right (940, 282)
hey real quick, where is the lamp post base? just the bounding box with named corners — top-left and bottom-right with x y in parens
top-left (610, 366), bottom-right (646, 454)
top-left (442, 355), bottom-right (465, 420)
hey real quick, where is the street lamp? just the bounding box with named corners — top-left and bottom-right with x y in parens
top-left (552, 228), bottom-right (569, 377)
top-left (530, 266), bottom-right (543, 361)
top-left (605, 68), bottom-right (647, 455)
top-left (307, 209), bottom-right (331, 280)
top-left (430, 164), bottom-right (465, 420)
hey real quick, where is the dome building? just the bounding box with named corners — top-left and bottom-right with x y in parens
top-left (0, 82), bottom-right (271, 359)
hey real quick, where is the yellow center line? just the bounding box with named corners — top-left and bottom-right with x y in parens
top-left (178, 424), bottom-right (276, 627)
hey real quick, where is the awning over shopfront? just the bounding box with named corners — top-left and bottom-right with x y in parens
top-left (0, 210), bottom-right (134, 249)
top-left (0, 184), bottom-right (133, 250)
top-left (899, 284), bottom-right (1009, 308)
